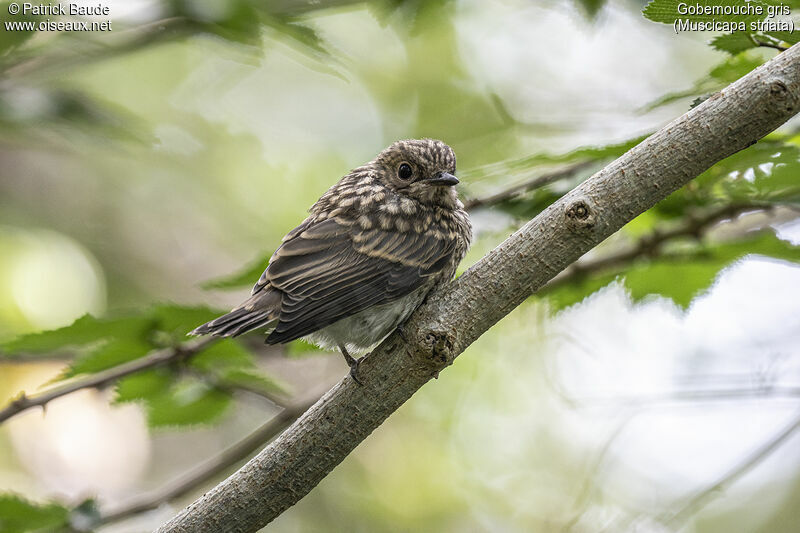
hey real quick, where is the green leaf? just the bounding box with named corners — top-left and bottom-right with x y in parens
top-left (543, 230), bottom-right (800, 312)
top-left (202, 255), bottom-right (269, 290)
top-left (575, 0), bottom-right (607, 18)
top-left (189, 338), bottom-right (256, 372)
top-left (146, 378), bottom-right (231, 428)
top-left (114, 369), bottom-right (172, 403)
top-left (642, 53), bottom-right (765, 111)
top-left (1, 314), bottom-right (150, 354)
top-left (117, 372), bottom-right (232, 427)
top-left (115, 338), bottom-right (283, 426)
top-left (0, 2), bottom-right (40, 55)
top-left (219, 368), bottom-right (284, 396)
top-left (710, 32), bottom-right (758, 54)
top-left (64, 337), bottom-right (153, 378)
top-left (643, 0), bottom-right (768, 24)
top-left (150, 304), bottom-right (221, 341)
top-left (695, 138), bottom-right (800, 203)
top-left (0, 494), bottom-right (69, 533)
top-left (709, 54), bottom-right (765, 83)
top-left (765, 30), bottom-right (800, 45)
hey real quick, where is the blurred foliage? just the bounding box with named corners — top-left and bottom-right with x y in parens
top-left (1, 305), bottom-right (283, 427)
top-left (0, 495), bottom-right (69, 533)
top-left (0, 0), bottom-right (798, 531)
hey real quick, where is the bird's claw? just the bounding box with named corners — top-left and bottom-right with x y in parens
top-left (339, 344), bottom-right (364, 386)
top-left (396, 323), bottom-right (408, 343)
top-left (348, 357), bottom-right (364, 386)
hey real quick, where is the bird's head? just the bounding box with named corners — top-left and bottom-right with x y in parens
top-left (373, 139), bottom-right (460, 207)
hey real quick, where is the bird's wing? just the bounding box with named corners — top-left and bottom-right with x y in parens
top-left (261, 217), bottom-right (455, 344)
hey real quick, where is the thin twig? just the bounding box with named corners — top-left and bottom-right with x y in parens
top-left (0, 338), bottom-right (216, 424)
top-left (750, 34), bottom-right (789, 53)
top-left (758, 42), bottom-right (789, 52)
top-left (463, 160), bottom-right (594, 210)
top-left (570, 385), bottom-right (800, 409)
top-left (184, 367), bottom-right (288, 407)
top-left (664, 410), bottom-right (800, 527)
top-left (97, 397), bottom-right (317, 526)
top-left (545, 202), bottom-right (769, 290)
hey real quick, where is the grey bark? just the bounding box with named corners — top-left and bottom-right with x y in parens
top-left (157, 45), bottom-right (800, 533)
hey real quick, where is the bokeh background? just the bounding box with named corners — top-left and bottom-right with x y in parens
top-left (2, 0), bottom-right (800, 531)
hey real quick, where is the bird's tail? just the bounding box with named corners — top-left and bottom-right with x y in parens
top-left (190, 290), bottom-right (280, 338)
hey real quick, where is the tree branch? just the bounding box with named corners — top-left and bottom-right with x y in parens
top-left (544, 202), bottom-right (772, 290)
top-left (462, 160), bottom-right (594, 210)
top-left (97, 397), bottom-right (317, 526)
top-left (156, 44), bottom-right (800, 533)
top-left (0, 338), bottom-right (215, 424)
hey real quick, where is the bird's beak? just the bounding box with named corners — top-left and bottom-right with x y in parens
top-left (426, 172), bottom-right (459, 186)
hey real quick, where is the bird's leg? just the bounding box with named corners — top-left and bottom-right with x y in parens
top-left (396, 323), bottom-right (408, 343)
top-left (338, 344), bottom-right (364, 385)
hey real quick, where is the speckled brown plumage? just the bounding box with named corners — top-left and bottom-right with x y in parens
top-left (192, 139), bottom-right (472, 380)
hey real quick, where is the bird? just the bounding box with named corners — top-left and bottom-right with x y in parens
top-left (191, 139), bottom-right (472, 384)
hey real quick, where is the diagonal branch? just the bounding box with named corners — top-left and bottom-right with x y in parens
top-left (0, 338), bottom-right (216, 424)
top-left (156, 43), bottom-right (800, 533)
top-left (97, 397), bottom-right (317, 527)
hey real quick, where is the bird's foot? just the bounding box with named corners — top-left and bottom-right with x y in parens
top-left (339, 344), bottom-right (364, 386)
top-left (396, 323), bottom-right (408, 343)
top-left (348, 357), bottom-right (364, 386)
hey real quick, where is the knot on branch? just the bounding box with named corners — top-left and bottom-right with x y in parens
top-left (565, 198), bottom-right (596, 231)
top-left (11, 392), bottom-right (29, 408)
top-left (770, 80), bottom-right (788, 98)
top-left (768, 78), bottom-right (796, 112)
top-left (421, 330), bottom-right (456, 377)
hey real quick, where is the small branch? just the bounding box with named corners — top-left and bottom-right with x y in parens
top-left (751, 34), bottom-right (789, 53)
top-left (0, 338), bottom-right (216, 425)
top-left (664, 410), bottom-right (800, 527)
top-left (463, 160), bottom-right (594, 210)
top-left (185, 367), bottom-right (287, 407)
top-left (758, 42), bottom-right (789, 52)
top-left (571, 385), bottom-right (800, 409)
top-left (0, 352), bottom-right (72, 363)
top-left (97, 397), bottom-right (316, 526)
top-left (545, 202), bottom-right (768, 290)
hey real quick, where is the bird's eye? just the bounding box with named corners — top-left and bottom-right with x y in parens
top-left (398, 163), bottom-right (413, 181)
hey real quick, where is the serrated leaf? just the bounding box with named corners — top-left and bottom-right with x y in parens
top-left (643, 0), bottom-right (768, 24)
top-left (0, 494), bottom-right (69, 533)
top-left (710, 32), bottom-right (758, 54)
top-left (1, 314), bottom-right (151, 354)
